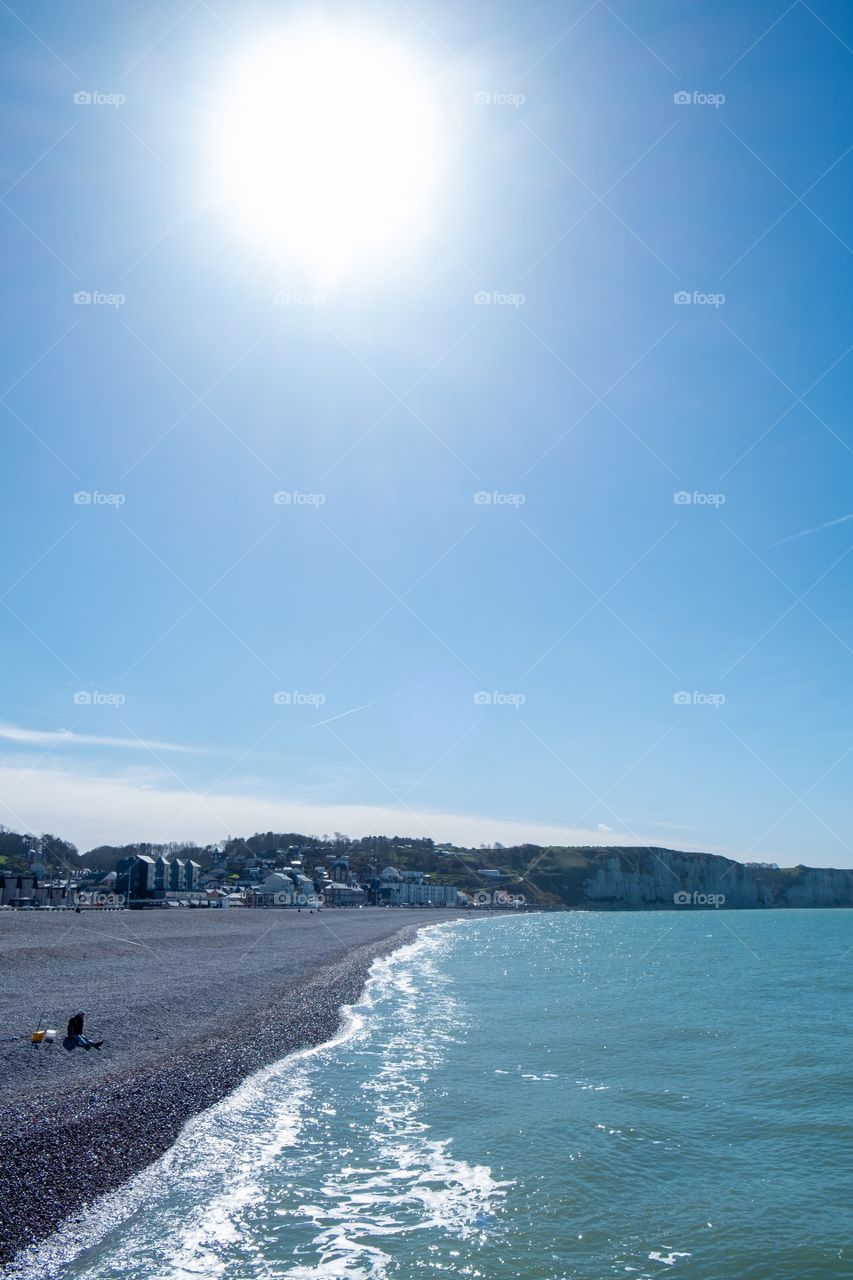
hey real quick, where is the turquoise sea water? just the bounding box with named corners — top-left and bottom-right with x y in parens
top-left (18, 911), bottom-right (853, 1280)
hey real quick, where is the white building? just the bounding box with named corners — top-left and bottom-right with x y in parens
top-left (384, 882), bottom-right (459, 907)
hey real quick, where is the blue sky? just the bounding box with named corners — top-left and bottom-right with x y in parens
top-left (2, 0), bottom-right (853, 864)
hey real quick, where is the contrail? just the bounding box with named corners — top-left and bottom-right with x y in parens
top-left (764, 512), bottom-right (853, 550)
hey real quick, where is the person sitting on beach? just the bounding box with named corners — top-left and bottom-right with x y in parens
top-left (66, 1011), bottom-right (103, 1050)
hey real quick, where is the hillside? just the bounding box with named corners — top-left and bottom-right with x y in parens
top-left (3, 824), bottom-right (853, 909)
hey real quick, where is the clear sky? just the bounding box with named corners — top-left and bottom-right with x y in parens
top-left (2, 0), bottom-right (853, 864)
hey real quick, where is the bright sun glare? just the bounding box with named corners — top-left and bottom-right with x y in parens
top-left (216, 26), bottom-right (440, 280)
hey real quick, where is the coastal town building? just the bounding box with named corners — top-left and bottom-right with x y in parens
top-left (324, 882), bottom-right (365, 907)
top-left (116, 854), bottom-right (155, 897)
top-left (246, 869), bottom-right (322, 908)
top-left (1, 855), bottom-right (461, 912)
top-left (331, 856), bottom-right (361, 887)
top-left (372, 865), bottom-right (460, 907)
top-left (381, 881), bottom-right (459, 907)
top-left (0, 873), bottom-right (39, 907)
top-left (0, 873), bottom-right (108, 909)
top-left (116, 854), bottom-right (203, 906)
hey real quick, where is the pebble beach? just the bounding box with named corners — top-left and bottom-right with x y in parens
top-left (0, 907), bottom-right (466, 1265)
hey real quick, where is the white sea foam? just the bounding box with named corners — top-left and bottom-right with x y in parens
top-left (276, 927), bottom-right (508, 1278)
top-left (649, 1250), bottom-right (692, 1266)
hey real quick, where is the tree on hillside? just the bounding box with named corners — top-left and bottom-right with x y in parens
top-left (0, 827), bottom-right (78, 875)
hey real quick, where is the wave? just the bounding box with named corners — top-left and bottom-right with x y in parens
top-left (9, 919), bottom-right (501, 1280)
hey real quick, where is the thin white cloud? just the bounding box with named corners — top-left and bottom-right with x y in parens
top-left (0, 723), bottom-right (211, 755)
top-left (0, 759), bottom-right (688, 854)
top-left (764, 512), bottom-right (853, 550)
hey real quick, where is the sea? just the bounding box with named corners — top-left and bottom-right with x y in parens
top-left (15, 910), bottom-right (853, 1280)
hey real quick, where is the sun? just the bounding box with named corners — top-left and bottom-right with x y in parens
top-left (214, 25), bottom-right (441, 281)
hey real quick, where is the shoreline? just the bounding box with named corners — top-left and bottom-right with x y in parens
top-left (0, 911), bottom-right (468, 1265)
